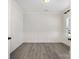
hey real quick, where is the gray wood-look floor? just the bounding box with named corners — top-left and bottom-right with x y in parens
top-left (10, 43), bottom-right (70, 59)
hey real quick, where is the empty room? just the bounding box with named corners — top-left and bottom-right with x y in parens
top-left (8, 0), bottom-right (71, 59)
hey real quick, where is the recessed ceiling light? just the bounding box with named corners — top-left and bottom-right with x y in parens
top-left (43, 0), bottom-right (50, 3)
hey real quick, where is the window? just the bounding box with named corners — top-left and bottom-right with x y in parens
top-left (65, 17), bottom-right (71, 38)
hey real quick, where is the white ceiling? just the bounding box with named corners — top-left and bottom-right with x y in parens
top-left (15, 0), bottom-right (70, 13)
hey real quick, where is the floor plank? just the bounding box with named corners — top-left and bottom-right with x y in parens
top-left (10, 43), bottom-right (70, 59)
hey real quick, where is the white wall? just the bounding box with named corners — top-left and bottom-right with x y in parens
top-left (8, 0), bottom-right (11, 57)
top-left (9, 0), bottom-right (24, 53)
top-left (23, 12), bottom-right (64, 42)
